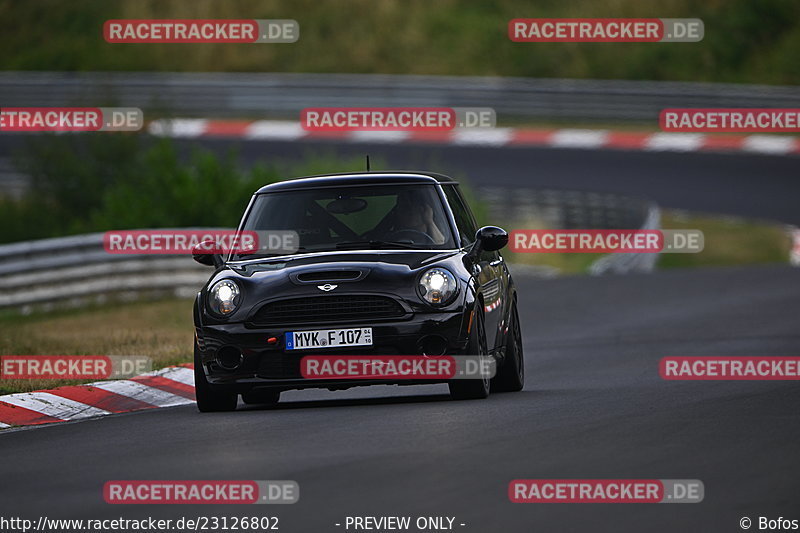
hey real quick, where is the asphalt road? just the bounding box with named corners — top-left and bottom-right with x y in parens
top-left (195, 138), bottom-right (800, 224)
top-left (1, 134), bottom-right (798, 531)
top-left (1, 135), bottom-right (799, 224)
top-left (2, 264), bottom-right (799, 532)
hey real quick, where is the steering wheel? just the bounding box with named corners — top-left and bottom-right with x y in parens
top-left (385, 229), bottom-right (436, 245)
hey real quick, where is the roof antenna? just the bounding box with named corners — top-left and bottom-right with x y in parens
top-left (366, 155), bottom-right (371, 172)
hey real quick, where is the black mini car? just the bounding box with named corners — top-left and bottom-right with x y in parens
top-left (192, 171), bottom-right (524, 411)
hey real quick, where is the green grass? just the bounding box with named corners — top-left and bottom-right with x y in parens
top-left (1, 0), bottom-right (799, 84)
top-left (501, 210), bottom-right (792, 275)
top-left (506, 250), bottom-right (605, 274)
top-left (0, 298), bottom-right (194, 395)
top-left (658, 211), bottom-right (792, 268)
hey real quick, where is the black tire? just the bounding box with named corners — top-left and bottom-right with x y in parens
top-left (242, 390), bottom-right (281, 406)
top-left (492, 299), bottom-right (524, 392)
top-left (194, 342), bottom-right (238, 412)
top-left (449, 305), bottom-right (491, 400)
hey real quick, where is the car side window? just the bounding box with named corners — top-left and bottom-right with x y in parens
top-left (443, 185), bottom-right (478, 247)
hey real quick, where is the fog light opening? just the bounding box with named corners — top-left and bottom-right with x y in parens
top-left (420, 335), bottom-right (448, 356)
top-left (216, 346), bottom-right (243, 370)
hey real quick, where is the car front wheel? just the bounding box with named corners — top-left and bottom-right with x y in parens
top-left (194, 342), bottom-right (238, 412)
top-left (492, 298), bottom-right (524, 392)
top-left (449, 305), bottom-right (491, 400)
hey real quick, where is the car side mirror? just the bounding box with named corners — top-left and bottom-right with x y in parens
top-left (466, 226), bottom-right (508, 263)
top-left (474, 226), bottom-right (508, 252)
top-left (192, 240), bottom-right (223, 268)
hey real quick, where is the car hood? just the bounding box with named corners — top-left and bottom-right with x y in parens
top-left (205, 250), bottom-right (466, 321)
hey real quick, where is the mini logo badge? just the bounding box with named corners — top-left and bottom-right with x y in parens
top-left (317, 284), bottom-right (338, 292)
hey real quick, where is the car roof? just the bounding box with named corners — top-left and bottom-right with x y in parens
top-left (255, 171), bottom-right (457, 194)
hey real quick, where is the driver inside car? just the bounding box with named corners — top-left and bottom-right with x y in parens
top-left (384, 190), bottom-right (447, 245)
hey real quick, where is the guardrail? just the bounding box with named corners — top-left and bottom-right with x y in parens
top-left (1, 72), bottom-right (798, 123)
top-left (0, 231), bottom-right (211, 313)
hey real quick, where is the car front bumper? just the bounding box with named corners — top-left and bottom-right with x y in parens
top-left (196, 311), bottom-right (469, 393)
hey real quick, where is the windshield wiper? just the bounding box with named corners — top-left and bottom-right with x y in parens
top-left (334, 240), bottom-right (423, 250)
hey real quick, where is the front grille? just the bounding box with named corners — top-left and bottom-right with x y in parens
top-left (250, 295), bottom-right (406, 326)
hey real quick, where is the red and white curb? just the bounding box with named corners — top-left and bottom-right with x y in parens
top-left (148, 119), bottom-right (800, 156)
top-left (0, 364), bottom-right (195, 430)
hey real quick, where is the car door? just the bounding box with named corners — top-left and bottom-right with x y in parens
top-left (442, 184), bottom-right (505, 352)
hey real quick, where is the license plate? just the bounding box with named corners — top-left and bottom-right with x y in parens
top-left (286, 327), bottom-right (373, 350)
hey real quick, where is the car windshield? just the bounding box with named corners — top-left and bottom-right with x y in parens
top-left (231, 183), bottom-right (457, 260)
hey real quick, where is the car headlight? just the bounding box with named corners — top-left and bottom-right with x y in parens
top-left (208, 279), bottom-right (241, 317)
top-left (417, 267), bottom-right (458, 306)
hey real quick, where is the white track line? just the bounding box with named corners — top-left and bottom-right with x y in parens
top-left (645, 133), bottom-right (705, 152)
top-left (143, 366), bottom-right (195, 387)
top-left (0, 392), bottom-right (110, 420)
top-left (245, 120), bottom-right (306, 140)
top-left (89, 380), bottom-right (193, 407)
top-left (348, 131), bottom-right (412, 143)
top-left (0, 422), bottom-right (11, 428)
top-left (451, 128), bottom-right (514, 146)
top-left (742, 135), bottom-right (797, 155)
top-left (148, 119), bottom-right (208, 138)
top-left (550, 129), bottom-right (610, 149)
